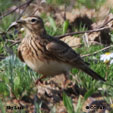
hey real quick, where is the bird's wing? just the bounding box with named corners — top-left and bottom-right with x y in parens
top-left (46, 39), bottom-right (105, 81)
top-left (18, 50), bottom-right (25, 62)
top-left (46, 39), bottom-right (84, 66)
top-left (18, 43), bottom-right (25, 62)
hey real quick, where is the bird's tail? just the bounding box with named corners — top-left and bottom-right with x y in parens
top-left (79, 65), bottom-right (105, 82)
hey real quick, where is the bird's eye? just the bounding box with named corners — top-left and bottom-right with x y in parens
top-left (31, 19), bottom-right (37, 23)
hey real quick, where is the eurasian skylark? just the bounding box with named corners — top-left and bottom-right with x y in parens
top-left (8, 16), bottom-right (105, 84)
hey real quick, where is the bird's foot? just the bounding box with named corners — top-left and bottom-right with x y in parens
top-left (35, 79), bottom-right (43, 85)
top-left (35, 75), bottom-right (47, 85)
top-left (62, 79), bottom-right (71, 89)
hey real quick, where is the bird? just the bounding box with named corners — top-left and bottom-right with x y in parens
top-left (8, 16), bottom-right (105, 85)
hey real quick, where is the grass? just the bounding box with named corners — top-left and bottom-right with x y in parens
top-left (46, 0), bottom-right (106, 9)
top-left (0, 0), bottom-right (13, 12)
top-left (1, 24), bottom-right (113, 112)
top-left (76, 0), bottom-right (106, 9)
top-left (0, 0), bottom-right (113, 113)
top-left (0, 55), bottom-right (37, 98)
top-left (47, 0), bottom-right (70, 6)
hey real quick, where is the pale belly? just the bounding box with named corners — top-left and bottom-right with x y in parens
top-left (25, 59), bottom-right (72, 76)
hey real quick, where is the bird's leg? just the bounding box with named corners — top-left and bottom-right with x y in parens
top-left (63, 72), bottom-right (71, 89)
top-left (35, 75), bottom-right (47, 85)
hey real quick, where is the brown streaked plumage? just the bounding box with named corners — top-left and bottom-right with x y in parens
top-left (8, 16), bottom-right (105, 84)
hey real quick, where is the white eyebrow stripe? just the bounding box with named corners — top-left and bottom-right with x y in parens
top-left (30, 17), bottom-right (38, 20)
top-left (23, 17), bottom-right (37, 21)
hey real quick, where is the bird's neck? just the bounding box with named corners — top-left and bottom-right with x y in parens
top-left (25, 28), bottom-right (48, 39)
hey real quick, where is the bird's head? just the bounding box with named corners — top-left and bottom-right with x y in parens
top-left (8, 16), bottom-right (46, 36)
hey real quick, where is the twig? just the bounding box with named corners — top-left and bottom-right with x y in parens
top-left (7, 39), bottom-right (18, 43)
top-left (81, 45), bottom-right (113, 58)
top-left (17, 6), bottom-right (26, 20)
top-left (9, 40), bottom-right (21, 47)
top-left (17, 0), bottom-right (33, 20)
top-left (4, 41), bottom-right (14, 55)
top-left (56, 16), bottom-right (113, 39)
top-left (100, 18), bottom-right (113, 28)
top-left (0, 0), bottom-right (34, 20)
top-left (0, 54), bottom-right (6, 61)
top-left (55, 26), bottom-right (110, 39)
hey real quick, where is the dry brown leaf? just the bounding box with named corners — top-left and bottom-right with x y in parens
top-left (104, 0), bottom-right (113, 8)
top-left (61, 36), bottom-right (81, 48)
top-left (88, 32), bottom-right (100, 41)
top-left (92, 13), bottom-right (113, 29)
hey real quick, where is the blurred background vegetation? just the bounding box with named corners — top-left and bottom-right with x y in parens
top-left (0, 0), bottom-right (113, 113)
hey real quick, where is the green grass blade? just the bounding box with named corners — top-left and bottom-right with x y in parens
top-left (63, 92), bottom-right (75, 113)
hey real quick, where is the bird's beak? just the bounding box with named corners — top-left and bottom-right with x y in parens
top-left (7, 19), bottom-right (26, 32)
top-left (16, 19), bottom-right (26, 24)
top-left (7, 21), bottom-right (18, 31)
